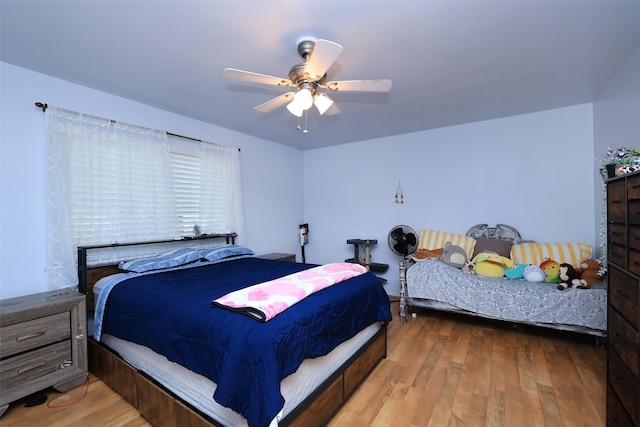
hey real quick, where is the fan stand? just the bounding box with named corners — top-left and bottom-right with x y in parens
top-left (398, 257), bottom-right (409, 323)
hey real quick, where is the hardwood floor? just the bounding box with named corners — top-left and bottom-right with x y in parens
top-left (1, 302), bottom-right (606, 426)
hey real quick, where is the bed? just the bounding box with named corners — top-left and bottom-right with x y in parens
top-left (401, 224), bottom-right (607, 337)
top-left (79, 238), bottom-right (392, 427)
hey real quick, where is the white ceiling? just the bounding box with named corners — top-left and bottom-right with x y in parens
top-left (2, 1), bottom-right (640, 150)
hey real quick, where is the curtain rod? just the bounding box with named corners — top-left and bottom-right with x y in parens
top-left (35, 102), bottom-right (240, 151)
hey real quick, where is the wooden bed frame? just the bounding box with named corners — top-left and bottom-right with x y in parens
top-left (79, 241), bottom-right (388, 427)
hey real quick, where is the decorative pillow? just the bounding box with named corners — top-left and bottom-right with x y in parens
top-left (418, 229), bottom-right (476, 259)
top-left (119, 247), bottom-right (203, 273)
top-left (199, 244), bottom-right (254, 262)
top-left (510, 242), bottom-right (593, 268)
top-left (472, 238), bottom-right (513, 259)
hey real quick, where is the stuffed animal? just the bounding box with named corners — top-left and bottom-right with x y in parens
top-left (461, 261), bottom-right (475, 275)
top-left (411, 248), bottom-right (444, 261)
top-left (540, 259), bottom-right (560, 283)
top-left (557, 263), bottom-right (586, 290)
top-left (472, 251), bottom-right (513, 277)
top-left (505, 262), bottom-right (526, 280)
top-left (440, 242), bottom-right (467, 269)
top-left (523, 264), bottom-right (546, 283)
top-left (579, 259), bottom-right (603, 286)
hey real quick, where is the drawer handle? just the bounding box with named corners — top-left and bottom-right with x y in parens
top-left (17, 361), bottom-right (46, 374)
top-left (16, 331), bottom-right (45, 342)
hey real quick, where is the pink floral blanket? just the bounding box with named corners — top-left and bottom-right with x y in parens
top-left (212, 262), bottom-right (367, 321)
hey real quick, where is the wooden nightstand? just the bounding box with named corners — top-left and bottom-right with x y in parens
top-left (259, 253), bottom-right (296, 262)
top-left (0, 289), bottom-right (88, 417)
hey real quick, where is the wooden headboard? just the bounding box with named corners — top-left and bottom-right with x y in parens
top-left (77, 233), bottom-right (237, 310)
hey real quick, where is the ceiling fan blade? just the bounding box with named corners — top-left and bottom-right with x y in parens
top-left (223, 68), bottom-right (294, 87)
top-left (253, 92), bottom-right (295, 113)
top-left (324, 79), bottom-right (392, 92)
top-left (305, 39), bottom-right (343, 81)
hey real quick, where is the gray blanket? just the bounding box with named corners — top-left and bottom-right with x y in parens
top-left (406, 258), bottom-right (607, 334)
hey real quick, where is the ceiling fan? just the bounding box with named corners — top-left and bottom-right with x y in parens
top-left (223, 38), bottom-right (392, 125)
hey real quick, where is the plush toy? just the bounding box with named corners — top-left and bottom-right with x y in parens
top-left (557, 263), bottom-right (586, 290)
top-left (505, 262), bottom-right (526, 280)
top-left (472, 251), bottom-right (513, 277)
top-left (411, 248), bottom-right (444, 261)
top-left (540, 259), bottom-right (560, 283)
top-left (461, 261), bottom-right (475, 275)
top-left (579, 259), bottom-right (603, 286)
top-left (523, 264), bottom-right (546, 283)
top-left (440, 242), bottom-right (467, 269)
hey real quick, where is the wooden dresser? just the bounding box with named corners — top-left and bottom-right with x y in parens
top-left (606, 170), bottom-right (640, 427)
top-left (0, 289), bottom-right (88, 416)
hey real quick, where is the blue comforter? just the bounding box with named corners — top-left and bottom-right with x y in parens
top-left (100, 257), bottom-right (391, 427)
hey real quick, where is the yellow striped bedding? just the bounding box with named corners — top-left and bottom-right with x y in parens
top-left (418, 230), bottom-right (477, 259)
top-left (510, 242), bottom-right (593, 267)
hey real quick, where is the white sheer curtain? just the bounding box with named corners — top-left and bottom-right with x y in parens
top-left (46, 107), bottom-right (243, 289)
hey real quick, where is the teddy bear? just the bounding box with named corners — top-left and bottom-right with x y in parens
top-left (557, 263), bottom-right (585, 290)
top-left (578, 259), bottom-right (603, 286)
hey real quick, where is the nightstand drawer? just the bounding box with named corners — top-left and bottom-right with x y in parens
top-left (0, 312), bottom-right (70, 356)
top-left (0, 340), bottom-right (71, 391)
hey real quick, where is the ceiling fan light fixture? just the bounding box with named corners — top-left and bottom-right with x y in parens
top-left (286, 101), bottom-right (304, 117)
top-left (293, 87), bottom-right (313, 110)
top-left (314, 93), bottom-right (334, 115)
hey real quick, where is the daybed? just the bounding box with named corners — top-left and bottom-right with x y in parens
top-left (401, 224), bottom-right (607, 337)
top-left (79, 237), bottom-right (392, 427)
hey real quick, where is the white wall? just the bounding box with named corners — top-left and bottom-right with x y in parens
top-left (303, 104), bottom-right (596, 296)
top-left (0, 62), bottom-right (305, 299)
top-left (593, 45), bottom-right (640, 248)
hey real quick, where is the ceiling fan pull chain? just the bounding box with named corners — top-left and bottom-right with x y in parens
top-left (302, 110), bottom-right (309, 134)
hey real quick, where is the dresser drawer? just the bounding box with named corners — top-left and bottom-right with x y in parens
top-left (630, 250), bottom-right (640, 277)
top-left (630, 200), bottom-right (640, 225)
top-left (609, 243), bottom-right (627, 269)
top-left (608, 223), bottom-right (627, 247)
top-left (608, 267), bottom-right (639, 326)
top-left (628, 174), bottom-right (640, 200)
top-left (607, 384), bottom-right (635, 427)
top-left (629, 225), bottom-right (640, 250)
top-left (608, 307), bottom-right (639, 378)
top-left (608, 180), bottom-right (627, 223)
top-left (608, 349), bottom-right (639, 426)
top-left (0, 340), bottom-right (71, 392)
top-left (0, 312), bottom-right (70, 357)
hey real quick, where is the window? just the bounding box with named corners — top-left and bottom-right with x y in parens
top-left (45, 107), bottom-right (243, 289)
